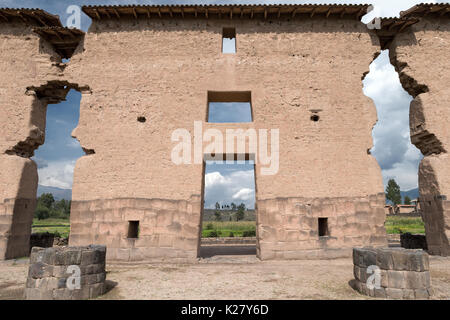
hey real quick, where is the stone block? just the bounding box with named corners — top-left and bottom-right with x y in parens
top-left (414, 288), bottom-right (430, 299)
top-left (407, 250), bottom-right (429, 272)
top-left (376, 249), bottom-right (394, 270)
top-left (402, 289), bottom-right (415, 300)
top-left (81, 250), bottom-right (96, 266)
top-left (387, 270), bottom-right (406, 289)
top-left (385, 288), bottom-right (404, 299)
top-left (391, 250), bottom-right (409, 271)
top-left (28, 262), bottom-right (53, 279)
top-left (374, 287), bottom-right (386, 299)
top-left (90, 283), bottom-right (105, 299)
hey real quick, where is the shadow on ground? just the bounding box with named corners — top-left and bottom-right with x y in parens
top-left (199, 245), bottom-right (256, 258)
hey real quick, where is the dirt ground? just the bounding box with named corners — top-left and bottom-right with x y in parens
top-left (1, 245), bottom-right (449, 300)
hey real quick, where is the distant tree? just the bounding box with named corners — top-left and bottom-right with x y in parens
top-left (214, 211), bottom-right (222, 222)
top-left (404, 196), bottom-right (411, 205)
top-left (35, 204), bottom-right (49, 220)
top-left (236, 204), bottom-right (245, 221)
top-left (38, 193), bottom-right (55, 210)
top-left (231, 203), bottom-right (237, 211)
top-left (386, 179), bottom-right (402, 205)
top-left (215, 202), bottom-right (220, 210)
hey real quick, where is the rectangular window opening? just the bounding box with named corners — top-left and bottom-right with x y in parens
top-left (207, 91), bottom-right (252, 123)
top-left (128, 221), bottom-right (140, 239)
top-left (318, 218), bottom-right (329, 237)
top-left (222, 27), bottom-right (236, 53)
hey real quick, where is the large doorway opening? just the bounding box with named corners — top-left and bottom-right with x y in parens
top-left (363, 50), bottom-right (425, 246)
top-left (31, 88), bottom-right (84, 248)
top-left (199, 157), bottom-right (257, 258)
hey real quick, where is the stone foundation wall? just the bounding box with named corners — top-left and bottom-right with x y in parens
top-left (29, 232), bottom-right (55, 252)
top-left (352, 247), bottom-right (433, 299)
top-left (0, 198), bottom-right (36, 259)
top-left (257, 194), bottom-right (387, 260)
top-left (25, 245), bottom-right (106, 300)
top-left (69, 197), bottom-right (201, 262)
top-left (401, 233), bottom-right (428, 250)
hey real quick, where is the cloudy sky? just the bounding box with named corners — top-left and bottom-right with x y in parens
top-left (4, 0), bottom-right (445, 206)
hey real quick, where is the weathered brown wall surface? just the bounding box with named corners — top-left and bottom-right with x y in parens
top-left (64, 16), bottom-right (387, 261)
top-left (0, 21), bottom-right (63, 259)
top-left (390, 17), bottom-right (450, 256)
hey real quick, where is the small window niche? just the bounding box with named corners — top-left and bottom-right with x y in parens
top-left (318, 218), bottom-right (329, 237)
top-left (222, 27), bottom-right (236, 53)
top-left (127, 221), bottom-right (140, 239)
top-left (207, 91), bottom-right (252, 123)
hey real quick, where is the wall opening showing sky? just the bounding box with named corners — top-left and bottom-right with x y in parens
top-left (11, 0), bottom-right (440, 200)
top-left (363, 50), bottom-right (423, 192)
top-left (204, 161), bottom-right (256, 210)
top-left (32, 90), bottom-right (84, 194)
top-left (208, 103), bottom-right (252, 123)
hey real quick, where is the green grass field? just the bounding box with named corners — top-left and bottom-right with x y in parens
top-left (30, 216), bottom-right (425, 239)
top-left (202, 221), bottom-right (256, 237)
top-left (32, 218), bottom-right (70, 238)
top-left (384, 216), bottom-right (425, 234)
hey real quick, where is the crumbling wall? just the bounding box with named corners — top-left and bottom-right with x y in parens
top-left (0, 20), bottom-right (69, 259)
top-left (64, 16), bottom-right (386, 260)
top-left (390, 17), bottom-right (450, 256)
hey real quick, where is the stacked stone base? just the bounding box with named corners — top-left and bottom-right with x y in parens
top-left (352, 247), bottom-right (433, 299)
top-left (25, 245), bottom-right (107, 300)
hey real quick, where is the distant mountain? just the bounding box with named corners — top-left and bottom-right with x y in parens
top-left (37, 185), bottom-right (72, 201)
top-left (401, 188), bottom-right (419, 202)
top-left (386, 188), bottom-right (419, 204)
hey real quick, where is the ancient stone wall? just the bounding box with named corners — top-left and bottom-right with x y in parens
top-left (64, 16), bottom-right (386, 260)
top-left (0, 20), bottom-right (66, 259)
top-left (390, 17), bottom-right (450, 256)
top-left (400, 233), bottom-right (427, 250)
top-left (258, 194), bottom-right (386, 260)
top-left (25, 245), bottom-right (106, 300)
top-left (352, 247), bottom-right (433, 299)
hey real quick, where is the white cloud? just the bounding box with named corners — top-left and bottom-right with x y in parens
top-left (232, 188), bottom-right (254, 201)
top-left (204, 170), bottom-right (255, 209)
top-left (37, 160), bottom-right (76, 189)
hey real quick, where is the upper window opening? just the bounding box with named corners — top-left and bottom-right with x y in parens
top-left (222, 27), bottom-right (236, 54)
top-left (207, 91), bottom-right (252, 123)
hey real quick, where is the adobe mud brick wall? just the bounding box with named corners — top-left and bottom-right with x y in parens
top-left (64, 15), bottom-right (387, 260)
top-left (25, 245), bottom-right (106, 300)
top-left (0, 18), bottom-right (74, 259)
top-left (390, 16), bottom-right (450, 256)
top-left (352, 247), bottom-right (433, 299)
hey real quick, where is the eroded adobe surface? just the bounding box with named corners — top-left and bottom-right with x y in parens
top-left (390, 16), bottom-right (450, 256)
top-left (0, 19), bottom-right (67, 259)
top-left (63, 14), bottom-right (386, 261)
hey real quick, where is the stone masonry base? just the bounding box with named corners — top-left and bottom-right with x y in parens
top-left (25, 245), bottom-right (107, 300)
top-left (352, 247), bottom-right (433, 299)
